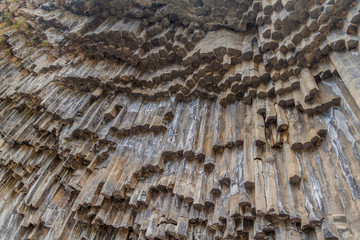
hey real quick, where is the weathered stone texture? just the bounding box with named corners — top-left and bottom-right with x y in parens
top-left (0, 0), bottom-right (360, 239)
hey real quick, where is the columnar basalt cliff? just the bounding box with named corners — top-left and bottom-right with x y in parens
top-left (0, 0), bottom-right (360, 239)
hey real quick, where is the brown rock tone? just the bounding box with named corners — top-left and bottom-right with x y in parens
top-left (0, 0), bottom-right (360, 239)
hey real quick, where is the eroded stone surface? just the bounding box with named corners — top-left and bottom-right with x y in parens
top-left (0, 0), bottom-right (360, 239)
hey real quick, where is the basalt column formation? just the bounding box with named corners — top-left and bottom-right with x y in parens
top-left (0, 0), bottom-right (360, 239)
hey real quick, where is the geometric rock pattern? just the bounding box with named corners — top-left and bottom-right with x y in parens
top-left (0, 0), bottom-right (360, 239)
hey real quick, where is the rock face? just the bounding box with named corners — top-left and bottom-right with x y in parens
top-left (0, 0), bottom-right (360, 239)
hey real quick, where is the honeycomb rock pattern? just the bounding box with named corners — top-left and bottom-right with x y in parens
top-left (0, 0), bottom-right (360, 239)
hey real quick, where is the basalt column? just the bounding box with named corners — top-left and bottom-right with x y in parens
top-left (0, 0), bottom-right (360, 239)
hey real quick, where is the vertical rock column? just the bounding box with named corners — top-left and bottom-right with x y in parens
top-left (329, 50), bottom-right (360, 108)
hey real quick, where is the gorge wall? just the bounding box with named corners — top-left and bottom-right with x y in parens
top-left (0, 0), bottom-right (360, 239)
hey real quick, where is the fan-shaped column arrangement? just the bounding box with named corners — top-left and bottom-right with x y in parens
top-left (0, 0), bottom-right (360, 239)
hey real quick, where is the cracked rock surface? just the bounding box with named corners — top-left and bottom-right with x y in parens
top-left (0, 0), bottom-right (360, 239)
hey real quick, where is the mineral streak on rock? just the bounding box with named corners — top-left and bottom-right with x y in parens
top-left (0, 0), bottom-right (360, 239)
